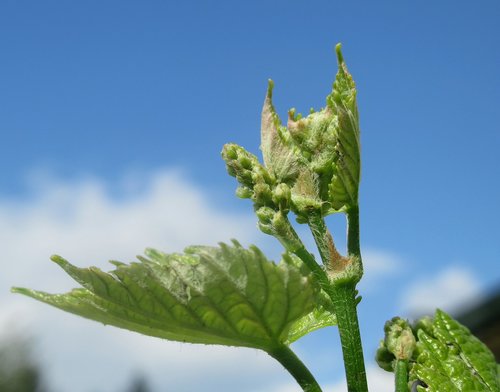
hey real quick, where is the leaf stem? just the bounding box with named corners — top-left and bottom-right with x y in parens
top-left (269, 345), bottom-right (323, 392)
top-left (272, 214), bottom-right (334, 297)
top-left (346, 205), bottom-right (361, 258)
top-left (395, 359), bottom-right (409, 392)
top-left (329, 284), bottom-right (368, 392)
top-left (307, 209), bottom-right (368, 392)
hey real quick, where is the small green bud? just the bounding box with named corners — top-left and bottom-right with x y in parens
top-left (223, 144), bottom-right (238, 160)
top-left (272, 183), bottom-right (291, 210)
top-left (256, 206), bottom-right (275, 235)
top-left (271, 210), bottom-right (292, 238)
top-left (375, 340), bottom-right (395, 372)
top-left (255, 208), bottom-right (303, 253)
top-left (256, 206), bottom-right (274, 223)
top-left (239, 155), bottom-right (253, 170)
top-left (253, 183), bottom-right (273, 207)
top-left (384, 317), bottom-right (416, 361)
top-left (222, 143), bottom-right (268, 191)
top-left (235, 186), bottom-right (253, 199)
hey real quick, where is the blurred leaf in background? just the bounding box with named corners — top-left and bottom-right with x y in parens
top-left (0, 334), bottom-right (47, 392)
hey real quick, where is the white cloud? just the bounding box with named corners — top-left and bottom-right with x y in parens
top-left (362, 249), bottom-right (399, 274)
top-left (326, 365), bottom-right (394, 392)
top-left (400, 266), bottom-right (483, 316)
top-left (358, 248), bottom-right (401, 292)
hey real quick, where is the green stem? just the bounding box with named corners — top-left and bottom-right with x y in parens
top-left (346, 205), bottom-right (361, 257)
top-left (308, 209), bottom-right (368, 392)
top-left (395, 359), bottom-right (409, 392)
top-left (273, 214), bottom-right (333, 297)
top-left (269, 345), bottom-right (323, 392)
top-left (329, 284), bottom-right (368, 392)
top-left (307, 212), bottom-right (343, 269)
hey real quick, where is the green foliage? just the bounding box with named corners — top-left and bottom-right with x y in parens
top-left (377, 310), bottom-right (500, 392)
top-left (13, 241), bottom-right (335, 352)
top-left (412, 310), bottom-right (500, 391)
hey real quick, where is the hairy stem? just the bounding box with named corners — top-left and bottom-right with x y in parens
top-left (269, 345), bottom-right (323, 392)
top-left (329, 284), bottom-right (367, 392)
top-left (395, 359), bottom-right (409, 392)
top-left (308, 209), bottom-right (368, 392)
top-left (346, 205), bottom-right (361, 257)
top-left (273, 214), bottom-right (334, 297)
top-left (307, 212), bottom-right (343, 270)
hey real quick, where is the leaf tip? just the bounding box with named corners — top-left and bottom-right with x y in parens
top-left (50, 254), bottom-right (68, 267)
top-left (266, 79), bottom-right (274, 98)
top-left (229, 239), bottom-right (242, 248)
top-left (11, 287), bottom-right (38, 299)
top-left (335, 43), bottom-right (344, 64)
top-left (109, 260), bottom-right (124, 268)
top-left (144, 247), bottom-right (165, 261)
top-left (11, 286), bottom-right (26, 295)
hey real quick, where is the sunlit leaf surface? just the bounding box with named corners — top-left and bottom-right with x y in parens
top-left (14, 241), bottom-right (336, 352)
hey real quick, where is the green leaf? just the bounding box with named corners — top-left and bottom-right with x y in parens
top-left (13, 241), bottom-right (335, 352)
top-left (326, 44), bottom-right (361, 211)
top-left (410, 310), bottom-right (500, 391)
top-left (285, 293), bottom-right (337, 345)
top-left (261, 80), bottom-right (302, 183)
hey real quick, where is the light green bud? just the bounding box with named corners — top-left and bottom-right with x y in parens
top-left (235, 186), bottom-right (253, 199)
top-left (256, 206), bottom-right (275, 235)
top-left (375, 340), bottom-right (395, 372)
top-left (384, 317), bottom-right (416, 361)
top-left (222, 143), bottom-right (270, 191)
top-left (272, 183), bottom-right (291, 210)
top-left (253, 183), bottom-right (273, 207)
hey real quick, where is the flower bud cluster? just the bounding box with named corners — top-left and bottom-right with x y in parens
top-left (223, 45), bottom-right (360, 240)
top-left (222, 143), bottom-right (295, 240)
top-left (259, 44), bottom-right (360, 220)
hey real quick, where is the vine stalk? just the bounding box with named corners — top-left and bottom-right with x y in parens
top-left (269, 345), bottom-right (323, 392)
top-left (308, 206), bottom-right (368, 392)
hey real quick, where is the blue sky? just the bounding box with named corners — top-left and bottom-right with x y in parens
top-left (1, 1), bottom-right (499, 391)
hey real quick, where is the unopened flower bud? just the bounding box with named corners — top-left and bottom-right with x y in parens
top-left (235, 186), bottom-right (253, 199)
top-left (273, 183), bottom-right (291, 210)
top-left (256, 206), bottom-right (275, 235)
top-left (253, 183), bottom-right (273, 207)
top-left (384, 317), bottom-right (416, 361)
top-left (222, 144), bottom-right (262, 189)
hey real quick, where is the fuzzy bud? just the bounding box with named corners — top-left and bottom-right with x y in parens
top-left (253, 183), bottom-right (273, 207)
top-left (256, 206), bottom-right (275, 235)
top-left (235, 186), bottom-right (253, 199)
top-left (272, 183), bottom-right (291, 211)
top-left (384, 317), bottom-right (416, 361)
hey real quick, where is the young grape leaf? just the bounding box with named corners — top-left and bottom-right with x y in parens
top-left (410, 310), bottom-right (500, 392)
top-left (13, 241), bottom-right (336, 352)
top-left (326, 44), bottom-right (361, 212)
top-left (285, 296), bottom-right (337, 345)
